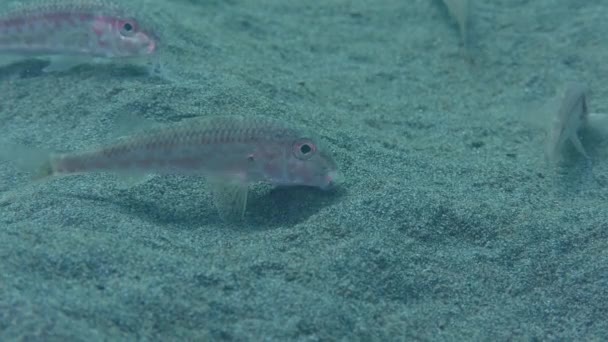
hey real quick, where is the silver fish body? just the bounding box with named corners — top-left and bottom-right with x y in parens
top-left (41, 115), bottom-right (338, 221)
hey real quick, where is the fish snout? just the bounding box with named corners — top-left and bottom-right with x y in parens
top-left (320, 170), bottom-right (340, 190)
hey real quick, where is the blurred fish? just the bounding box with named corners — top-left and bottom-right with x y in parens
top-left (544, 82), bottom-right (589, 163)
top-left (1, 115), bottom-right (339, 222)
top-left (0, 0), bottom-right (160, 72)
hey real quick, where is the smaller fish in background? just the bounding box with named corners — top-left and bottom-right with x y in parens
top-left (441, 0), bottom-right (469, 48)
top-left (0, 0), bottom-right (161, 74)
top-left (0, 115), bottom-right (339, 222)
top-left (544, 82), bottom-right (591, 164)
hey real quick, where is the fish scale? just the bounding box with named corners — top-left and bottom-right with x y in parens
top-left (69, 116), bottom-right (302, 176)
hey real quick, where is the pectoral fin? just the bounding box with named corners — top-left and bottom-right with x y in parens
top-left (210, 180), bottom-right (248, 222)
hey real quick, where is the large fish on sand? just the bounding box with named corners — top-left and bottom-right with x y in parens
top-left (1, 115), bottom-right (339, 222)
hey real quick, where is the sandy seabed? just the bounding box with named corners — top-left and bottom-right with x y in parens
top-left (1, 0), bottom-right (607, 340)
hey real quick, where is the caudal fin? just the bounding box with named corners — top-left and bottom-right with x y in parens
top-left (0, 143), bottom-right (56, 205)
top-left (0, 143), bottom-right (55, 180)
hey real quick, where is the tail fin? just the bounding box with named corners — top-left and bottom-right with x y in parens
top-left (0, 142), bottom-right (55, 180)
top-left (0, 143), bottom-right (56, 205)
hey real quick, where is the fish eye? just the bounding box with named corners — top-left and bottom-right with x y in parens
top-left (293, 139), bottom-right (316, 160)
top-left (300, 144), bottom-right (312, 154)
top-left (120, 21), bottom-right (136, 36)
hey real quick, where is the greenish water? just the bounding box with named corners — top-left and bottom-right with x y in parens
top-left (1, 0), bottom-right (607, 340)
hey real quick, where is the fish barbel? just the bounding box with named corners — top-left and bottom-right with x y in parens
top-left (4, 115), bottom-right (338, 221)
top-left (0, 0), bottom-right (160, 71)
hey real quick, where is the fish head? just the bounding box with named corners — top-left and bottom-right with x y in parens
top-left (263, 136), bottom-right (338, 190)
top-left (96, 16), bottom-right (159, 57)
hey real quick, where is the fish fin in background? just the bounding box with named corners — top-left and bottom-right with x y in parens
top-left (544, 82), bottom-right (590, 164)
top-left (442, 0), bottom-right (469, 47)
top-left (210, 179), bottom-right (249, 222)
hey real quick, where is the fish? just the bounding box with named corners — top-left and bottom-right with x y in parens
top-left (0, 115), bottom-right (339, 222)
top-left (544, 82), bottom-right (590, 163)
top-left (0, 0), bottom-right (160, 72)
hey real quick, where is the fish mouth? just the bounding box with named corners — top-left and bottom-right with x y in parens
top-left (146, 38), bottom-right (157, 54)
top-left (321, 170), bottom-right (340, 190)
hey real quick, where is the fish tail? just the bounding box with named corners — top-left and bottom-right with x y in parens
top-left (0, 142), bottom-right (57, 205)
top-left (0, 142), bottom-right (56, 180)
top-left (31, 156), bottom-right (55, 180)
